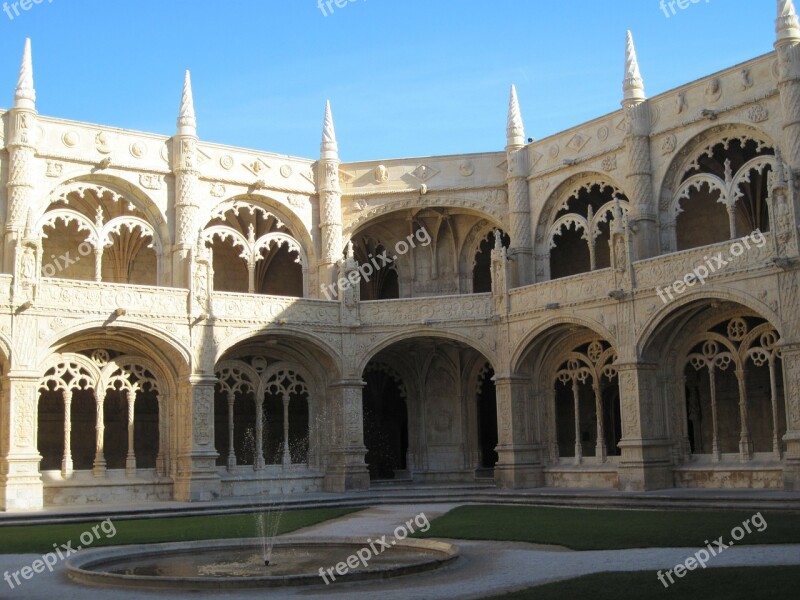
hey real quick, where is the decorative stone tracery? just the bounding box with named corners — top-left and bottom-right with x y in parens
top-left (37, 351), bottom-right (167, 479)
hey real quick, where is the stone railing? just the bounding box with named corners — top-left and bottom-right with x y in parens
top-left (210, 291), bottom-right (341, 325)
top-left (36, 278), bottom-right (188, 318)
top-left (360, 293), bottom-right (493, 326)
top-left (509, 269), bottom-right (613, 315)
top-left (634, 233), bottom-right (775, 290)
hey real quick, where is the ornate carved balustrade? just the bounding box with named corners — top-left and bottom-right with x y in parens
top-left (634, 233), bottom-right (776, 290)
top-left (509, 269), bottom-right (613, 314)
top-left (359, 293), bottom-right (493, 326)
top-left (35, 278), bottom-right (188, 318)
top-left (210, 291), bottom-right (340, 325)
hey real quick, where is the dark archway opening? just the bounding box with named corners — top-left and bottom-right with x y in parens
top-left (362, 367), bottom-right (408, 480)
top-left (477, 365), bottom-right (498, 470)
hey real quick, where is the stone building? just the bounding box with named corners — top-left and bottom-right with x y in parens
top-left (2, 2), bottom-right (800, 511)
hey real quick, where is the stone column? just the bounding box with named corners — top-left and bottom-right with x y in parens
top-left (61, 390), bottom-right (73, 478)
top-left (616, 362), bottom-right (673, 491)
top-left (0, 374), bottom-right (43, 510)
top-left (317, 102), bottom-right (343, 297)
top-left (622, 32), bottom-right (657, 261)
top-left (776, 6), bottom-right (800, 172)
top-left (780, 342), bottom-right (800, 490)
top-left (506, 86), bottom-right (533, 287)
top-left (494, 374), bottom-right (543, 488)
top-left (323, 379), bottom-right (369, 492)
top-left (172, 72), bottom-right (201, 289)
top-left (125, 389), bottom-right (137, 477)
top-left (226, 392), bottom-right (236, 470)
top-left (4, 77), bottom-right (39, 271)
top-left (172, 377), bottom-right (221, 502)
top-left (92, 389), bottom-right (107, 477)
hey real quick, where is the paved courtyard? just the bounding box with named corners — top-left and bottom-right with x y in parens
top-left (2, 502), bottom-right (800, 600)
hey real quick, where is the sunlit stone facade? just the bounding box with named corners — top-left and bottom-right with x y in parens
top-left (2, 3), bottom-right (800, 510)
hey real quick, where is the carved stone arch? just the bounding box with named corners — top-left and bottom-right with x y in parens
top-left (658, 124), bottom-right (776, 252)
top-left (461, 219), bottom-right (495, 271)
top-left (548, 213), bottom-right (590, 248)
top-left (350, 227), bottom-right (405, 292)
top-left (213, 328), bottom-right (342, 381)
top-left (364, 361), bottom-right (409, 400)
top-left (102, 216), bottom-right (163, 255)
top-left (39, 322), bottom-right (191, 386)
top-left (544, 336), bottom-right (617, 385)
top-left (659, 123), bottom-right (776, 212)
top-left (254, 232), bottom-right (309, 270)
top-left (636, 288), bottom-right (784, 360)
top-left (535, 172), bottom-right (629, 279)
top-left (535, 171), bottom-right (629, 246)
top-left (202, 225), bottom-right (250, 259)
top-left (357, 328), bottom-right (498, 375)
top-left (260, 361), bottom-right (318, 402)
top-left (214, 359), bottom-right (260, 398)
top-left (356, 327), bottom-right (498, 373)
top-left (511, 316), bottom-right (617, 373)
top-left (100, 355), bottom-right (166, 397)
top-left (347, 202), bottom-right (505, 239)
top-left (204, 195), bottom-right (315, 264)
top-left (681, 330), bottom-right (743, 374)
top-left (669, 174), bottom-right (727, 221)
top-left (40, 176), bottom-right (169, 249)
top-left (38, 352), bottom-right (102, 393)
top-left (739, 321), bottom-right (780, 360)
top-left (36, 208), bottom-right (95, 244)
top-left (37, 178), bottom-right (167, 285)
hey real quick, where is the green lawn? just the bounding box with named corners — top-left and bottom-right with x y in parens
top-left (415, 505), bottom-right (800, 550)
top-left (0, 507), bottom-right (360, 554)
top-left (485, 567), bottom-right (800, 600)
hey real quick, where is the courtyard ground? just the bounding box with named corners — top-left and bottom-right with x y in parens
top-left (1, 490), bottom-right (799, 599)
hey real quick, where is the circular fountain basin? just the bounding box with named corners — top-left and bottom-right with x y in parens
top-left (66, 537), bottom-right (459, 590)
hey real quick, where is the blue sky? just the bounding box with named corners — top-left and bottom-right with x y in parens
top-left (0, 0), bottom-right (780, 161)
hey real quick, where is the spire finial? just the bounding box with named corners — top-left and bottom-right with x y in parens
top-left (777, 0), bottom-right (800, 46)
top-left (623, 31), bottom-right (646, 105)
top-left (177, 70), bottom-right (197, 136)
top-left (506, 85), bottom-right (526, 149)
top-left (14, 38), bottom-right (36, 111)
top-left (321, 100), bottom-right (339, 160)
